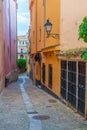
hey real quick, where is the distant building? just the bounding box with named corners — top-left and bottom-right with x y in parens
top-left (0, 0), bottom-right (18, 92)
top-left (17, 35), bottom-right (29, 59)
top-left (17, 35), bottom-right (30, 74)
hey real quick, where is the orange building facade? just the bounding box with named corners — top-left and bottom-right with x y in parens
top-left (29, 0), bottom-right (60, 97)
top-left (29, 0), bottom-right (87, 118)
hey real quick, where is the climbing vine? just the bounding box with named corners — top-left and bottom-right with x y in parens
top-left (56, 47), bottom-right (87, 58)
top-left (78, 16), bottom-right (87, 42)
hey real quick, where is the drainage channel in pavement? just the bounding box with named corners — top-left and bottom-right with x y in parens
top-left (19, 76), bottom-right (42, 130)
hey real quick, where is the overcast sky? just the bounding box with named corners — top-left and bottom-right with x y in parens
top-left (17, 0), bottom-right (30, 36)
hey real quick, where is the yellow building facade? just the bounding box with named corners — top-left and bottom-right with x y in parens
top-left (29, 0), bottom-right (87, 118)
top-left (29, 0), bottom-right (61, 96)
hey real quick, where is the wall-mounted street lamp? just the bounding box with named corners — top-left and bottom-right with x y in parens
top-left (44, 19), bottom-right (59, 39)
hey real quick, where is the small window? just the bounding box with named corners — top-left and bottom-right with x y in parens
top-left (42, 63), bottom-right (45, 83)
top-left (48, 64), bottom-right (52, 89)
top-left (22, 41), bottom-right (24, 44)
top-left (20, 48), bottom-right (23, 53)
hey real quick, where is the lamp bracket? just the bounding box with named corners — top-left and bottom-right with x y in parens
top-left (47, 33), bottom-right (59, 39)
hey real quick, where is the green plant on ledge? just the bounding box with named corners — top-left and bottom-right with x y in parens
top-left (56, 47), bottom-right (87, 58)
top-left (17, 58), bottom-right (26, 69)
top-left (78, 16), bottom-right (87, 42)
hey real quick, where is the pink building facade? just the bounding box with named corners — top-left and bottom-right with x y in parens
top-left (0, 0), bottom-right (17, 92)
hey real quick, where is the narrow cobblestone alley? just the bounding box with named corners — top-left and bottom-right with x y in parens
top-left (0, 74), bottom-right (87, 130)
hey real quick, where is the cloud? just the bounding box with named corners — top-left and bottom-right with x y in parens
top-left (17, 0), bottom-right (25, 3)
top-left (17, 13), bottom-right (29, 24)
top-left (20, 12), bottom-right (29, 17)
top-left (17, 30), bottom-right (28, 35)
top-left (17, 0), bottom-right (30, 35)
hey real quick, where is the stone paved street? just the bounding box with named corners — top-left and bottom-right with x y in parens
top-left (0, 74), bottom-right (87, 130)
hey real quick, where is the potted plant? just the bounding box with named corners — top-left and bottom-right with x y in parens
top-left (78, 17), bottom-right (87, 60)
top-left (17, 58), bottom-right (26, 73)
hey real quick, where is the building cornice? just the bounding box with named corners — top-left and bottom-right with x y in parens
top-left (41, 44), bottom-right (60, 53)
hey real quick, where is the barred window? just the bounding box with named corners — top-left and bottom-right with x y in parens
top-left (61, 61), bottom-right (67, 99)
top-left (68, 61), bottom-right (76, 108)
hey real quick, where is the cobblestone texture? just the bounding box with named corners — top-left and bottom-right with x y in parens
top-left (0, 80), bottom-right (29, 130)
top-left (0, 74), bottom-right (87, 130)
top-left (24, 77), bottom-right (87, 130)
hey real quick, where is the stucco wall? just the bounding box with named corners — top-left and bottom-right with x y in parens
top-left (3, 0), bottom-right (17, 76)
top-left (10, 0), bottom-right (17, 70)
top-left (60, 0), bottom-right (87, 50)
top-left (30, 0), bottom-right (37, 54)
top-left (37, 0), bottom-right (44, 51)
top-left (0, 1), bottom-right (4, 91)
top-left (41, 53), bottom-right (61, 96)
top-left (45, 0), bottom-right (60, 47)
